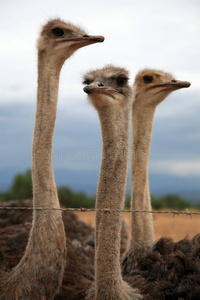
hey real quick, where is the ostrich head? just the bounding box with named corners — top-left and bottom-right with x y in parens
top-left (83, 64), bottom-right (132, 110)
top-left (133, 69), bottom-right (191, 106)
top-left (37, 18), bottom-right (104, 64)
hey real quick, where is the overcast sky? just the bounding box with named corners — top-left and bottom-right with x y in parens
top-left (0, 0), bottom-right (200, 194)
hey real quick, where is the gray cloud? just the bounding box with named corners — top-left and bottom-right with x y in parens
top-left (0, 98), bottom-right (199, 194)
top-left (0, 1), bottom-right (199, 197)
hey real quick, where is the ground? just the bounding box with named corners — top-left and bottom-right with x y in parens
top-left (75, 211), bottom-right (200, 242)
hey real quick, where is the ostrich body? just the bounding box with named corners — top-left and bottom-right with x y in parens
top-left (0, 19), bottom-right (104, 300)
top-left (83, 65), bottom-right (142, 300)
top-left (124, 234), bottom-right (200, 300)
top-left (122, 69), bottom-right (191, 273)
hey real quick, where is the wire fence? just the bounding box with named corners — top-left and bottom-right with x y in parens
top-left (0, 205), bottom-right (199, 218)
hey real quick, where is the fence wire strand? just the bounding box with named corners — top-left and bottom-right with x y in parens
top-left (0, 206), bottom-right (198, 217)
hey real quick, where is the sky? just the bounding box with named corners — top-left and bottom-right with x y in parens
top-left (0, 0), bottom-right (200, 198)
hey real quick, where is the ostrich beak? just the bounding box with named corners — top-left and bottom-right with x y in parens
top-left (80, 35), bottom-right (105, 44)
top-left (152, 79), bottom-right (191, 90)
top-left (83, 82), bottom-right (120, 94)
top-left (59, 34), bottom-right (104, 48)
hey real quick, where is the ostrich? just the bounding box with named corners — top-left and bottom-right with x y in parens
top-left (120, 70), bottom-right (200, 300)
top-left (83, 65), bottom-right (142, 300)
top-left (0, 19), bottom-right (104, 299)
top-left (122, 69), bottom-right (191, 273)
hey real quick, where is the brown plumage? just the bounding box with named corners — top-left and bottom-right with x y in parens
top-left (0, 210), bottom-right (94, 300)
top-left (0, 199), bottom-right (33, 228)
top-left (0, 199), bottom-right (93, 241)
top-left (2, 209), bottom-right (200, 299)
top-left (124, 235), bottom-right (200, 299)
top-left (0, 198), bottom-right (128, 299)
top-left (0, 19), bottom-right (104, 300)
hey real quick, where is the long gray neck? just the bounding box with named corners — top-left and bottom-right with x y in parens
top-left (32, 54), bottom-right (61, 211)
top-left (95, 105), bottom-right (130, 288)
top-left (130, 102), bottom-right (155, 248)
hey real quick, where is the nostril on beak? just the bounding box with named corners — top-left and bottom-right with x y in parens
top-left (171, 80), bottom-right (177, 83)
top-left (83, 86), bottom-right (92, 94)
top-left (98, 82), bottom-right (104, 87)
top-left (83, 35), bottom-right (90, 38)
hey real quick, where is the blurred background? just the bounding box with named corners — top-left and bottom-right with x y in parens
top-left (0, 0), bottom-right (200, 207)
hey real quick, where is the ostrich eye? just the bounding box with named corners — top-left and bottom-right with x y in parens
top-left (52, 28), bottom-right (65, 37)
top-left (116, 77), bottom-right (127, 87)
top-left (83, 79), bottom-right (91, 85)
top-left (143, 75), bottom-right (154, 84)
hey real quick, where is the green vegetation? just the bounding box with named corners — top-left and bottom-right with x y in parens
top-left (0, 169), bottom-right (95, 208)
top-left (151, 194), bottom-right (192, 210)
top-left (0, 169), bottom-right (196, 211)
top-left (0, 169), bottom-right (32, 202)
top-left (57, 186), bottom-right (95, 208)
top-left (125, 194), bottom-right (192, 210)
